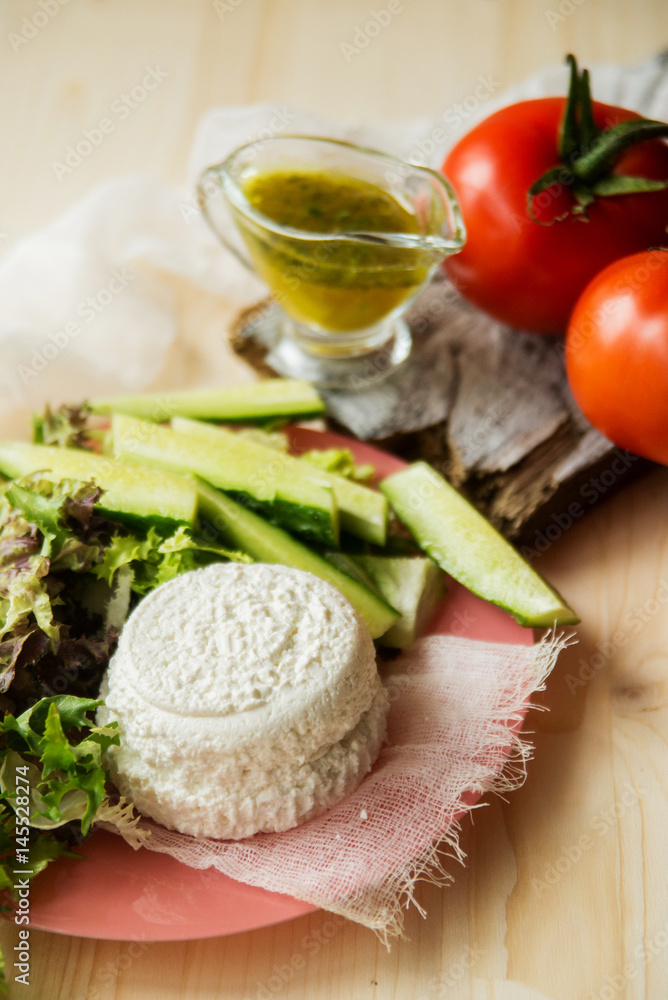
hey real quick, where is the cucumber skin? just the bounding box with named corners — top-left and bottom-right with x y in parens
top-left (196, 479), bottom-right (399, 640)
top-left (226, 491), bottom-right (337, 547)
top-left (171, 417), bottom-right (388, 547)
top-left (0, 442), bottom-right (198, 528)
top-left (381, 462), bottom-right (580, 629)
top-left (91, 379), bottom-right (325, 423)
top-left (112, 414), bottom-right (339, 548)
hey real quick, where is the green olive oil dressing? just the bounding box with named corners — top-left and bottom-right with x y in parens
top-left (236, 169), bottom-right (432, 333)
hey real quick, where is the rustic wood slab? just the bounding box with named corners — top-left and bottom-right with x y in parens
top-left (231, 276), bottom-right (648, 547)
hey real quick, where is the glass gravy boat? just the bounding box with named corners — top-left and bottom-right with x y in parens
top-left (198, 136), bottom-right (466, 389)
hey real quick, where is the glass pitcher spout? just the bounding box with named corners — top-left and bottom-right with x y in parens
top-left (196, 135), bottom-right (466, 389)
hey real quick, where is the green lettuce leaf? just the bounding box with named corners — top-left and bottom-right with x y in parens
top-left (0, 477), bottom-right (107, 669)
top-left (0, 475), bottom-right (249, 713)
top-left (0, 697), bottom-right (119, 836)
top-left (0, 479), bottom-right (116, 709)
top-left (32, 403), bottom-right (93, 450)
top-left (95, 524), bottom-right (251, 598)
top-left (93, 532), bottom-right (154, 588)
top-left (300, 447), bottom-right (375, 483)
top-left (0, 691), bottom-right (126, 996)
top-left (141, 526), bottom-right (252, 592)
top-left (0, 492), bottom-right (50, 643)
top-left (4, 477), bottom-right (102, 564)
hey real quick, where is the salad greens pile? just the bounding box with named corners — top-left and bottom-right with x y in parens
top-left (0, 406), bottom-right (253, 991)
top-left (0, 696), bottom-right (120, 857)
top-left (0, 394), bottom-right (423, 991)
top-left (0, 695), bottom-right (146, 996)
top-left (0, 471), bottom-right (247, 717)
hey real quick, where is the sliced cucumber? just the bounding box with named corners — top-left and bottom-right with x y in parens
top-left (352, 555), bottom-right (446, 649)
top-left (196, 479), bottom-right (398, 640)
top-left (0, 442), bottom-right (197, 527)
top-left (380, 462), bottom-right (579, 628)
top-left (322, 551), bottom-right (379, 592)
top-left (171, 416), bottom-right (388, 546)
top-left (91, 379), bottom-right (324, 423)
top-left (112, 414), bottom-right (339, 547)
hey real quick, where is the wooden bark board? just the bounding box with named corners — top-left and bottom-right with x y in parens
top-left (230, 277), bottom-right (648, 545)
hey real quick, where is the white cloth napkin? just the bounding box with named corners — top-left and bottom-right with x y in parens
top-left (1, 54), bottom-right (666, 417)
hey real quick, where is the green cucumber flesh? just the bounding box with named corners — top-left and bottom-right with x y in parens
top-left (91, 379), bottom-right (324, 422)
top-left (0, 442), bottom-right (197, 527)
top-left (322, 551), bottom-right (379, 592)
top-left (352, 555), bottom-right (446, 649)
top-left (381, 462), bottom-right (579, 628)
top-left (171, 416), bottom-right (388, 546)
top-left (112, 413), bottom-right (339, 547)
top-left (196, 479), bottom-right (398, 640)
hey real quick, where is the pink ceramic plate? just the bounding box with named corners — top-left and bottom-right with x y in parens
top-left (26, 428), bottom-right (531, 941)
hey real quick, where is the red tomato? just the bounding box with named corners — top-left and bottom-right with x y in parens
top-left (442, 99), bottom-right (668, 333)
top-left (566, 249), bottom-right (668, 465)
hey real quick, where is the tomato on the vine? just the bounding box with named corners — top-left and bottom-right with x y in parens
top-left (566, 248), bottom-right (668, 466)
top-left (442, 56), bottom-right (668, 333)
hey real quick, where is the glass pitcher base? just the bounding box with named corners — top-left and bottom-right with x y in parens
top-left (266, 317), bottom-right (412, 390)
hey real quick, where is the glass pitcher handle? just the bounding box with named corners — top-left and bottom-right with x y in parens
top-left (196, 165), bottom-right (257, 275)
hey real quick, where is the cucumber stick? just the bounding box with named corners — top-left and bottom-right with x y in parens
top-left (171, 416), bottom-right (388, 546)
top-left (381, 462), bottom-right (579, 628)
top-left (196, 480), bottom-right (398, 640)
top-left (111, 414), bottom-right (339, 547)
top-left (352, 555), bottom-right (446, 649)
top-left (91, 379), bottom-right (324, 423)
top-left (0, 442), bottom-right (197, 527)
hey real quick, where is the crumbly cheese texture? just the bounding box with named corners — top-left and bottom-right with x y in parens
top-left (98, 562), bottom-right (388, 839)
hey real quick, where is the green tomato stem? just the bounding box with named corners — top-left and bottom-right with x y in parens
top-left (529, 53), bottom-right (668, 222)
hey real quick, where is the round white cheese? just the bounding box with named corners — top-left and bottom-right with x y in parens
top-left (99, 562), bottom-right (388, 839)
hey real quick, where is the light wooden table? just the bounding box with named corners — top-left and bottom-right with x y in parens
top-left (1, 2), bottom-right (667, 997)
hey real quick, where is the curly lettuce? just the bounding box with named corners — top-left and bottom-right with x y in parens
top-left (0, 695), bottom-right (147, 993)
top-left (300, 447), bottom-right (375, 483)
top-left (0, 476), bottom-right (249, 715)
top-left (32, 403), bottom-right (94, 451)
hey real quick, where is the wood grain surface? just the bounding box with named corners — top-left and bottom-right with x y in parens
top-left (0, 2), bottom-right (667, 998)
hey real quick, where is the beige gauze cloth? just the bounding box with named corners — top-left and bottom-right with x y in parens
top-left (101, 632), bottom-right (569, 944)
